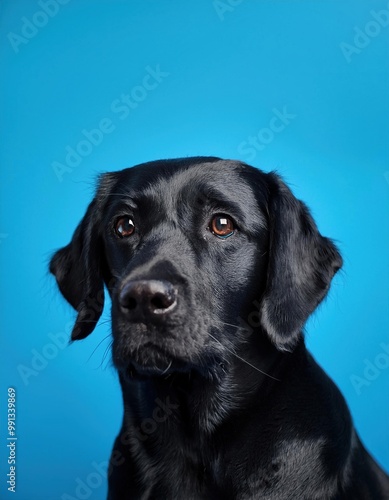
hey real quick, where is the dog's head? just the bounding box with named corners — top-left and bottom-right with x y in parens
top-left (50, 157), bottom-right (342, 379)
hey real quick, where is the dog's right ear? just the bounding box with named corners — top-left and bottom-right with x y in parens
top-left (50, 199), bottom-right (104, 341)
top-left (50, 174), bottom-right (115, 341)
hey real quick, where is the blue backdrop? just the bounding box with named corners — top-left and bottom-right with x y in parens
top-left (1, 1), bottom-right (388, 498)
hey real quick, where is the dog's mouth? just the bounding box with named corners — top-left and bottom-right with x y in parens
top-left (125, 360), bottom-right (175, 380)
top-left (114, 342), bottom-right (191, 380)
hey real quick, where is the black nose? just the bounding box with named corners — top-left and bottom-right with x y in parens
top-left (119, 279), bottom-right (177, 318)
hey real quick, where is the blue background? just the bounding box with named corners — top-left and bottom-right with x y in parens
top-left (1, 1), bottom-right (388, 498)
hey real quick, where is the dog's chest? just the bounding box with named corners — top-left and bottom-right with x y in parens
top-left (131, 432), bottom-right (231, 499)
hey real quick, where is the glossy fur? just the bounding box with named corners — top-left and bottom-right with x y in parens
top-left (50, 157), bottom-right (389, 499)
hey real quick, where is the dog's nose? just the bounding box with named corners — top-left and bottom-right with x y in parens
top-left (119, 279), bottom-right (177, 317)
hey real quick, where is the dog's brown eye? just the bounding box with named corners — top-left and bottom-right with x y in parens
top-left (210, 215), bottom-right (235, 239)
top-left (115, 217), bottom-right (135, 238)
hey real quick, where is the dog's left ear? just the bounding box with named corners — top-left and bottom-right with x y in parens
top-left (260, 173), bottom-right (343, 351)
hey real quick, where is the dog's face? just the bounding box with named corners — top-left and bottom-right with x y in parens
top-left (50, 157), bottom-right (342, 380)
top-left (104, 159), bottom-right (270, 378)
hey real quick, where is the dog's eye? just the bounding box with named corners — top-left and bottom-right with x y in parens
top-left (115, 217), bottom-right (135, 238)
top-left (210, 215), bottom-right (235, 239)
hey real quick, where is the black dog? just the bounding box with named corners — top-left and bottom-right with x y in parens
top-left (50, 157), bottom-right (389, 499)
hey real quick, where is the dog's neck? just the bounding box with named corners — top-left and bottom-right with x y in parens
top-left (114, 337), bottom-right (305, 495)
top-left (119, 334), bottom-right (300, 439)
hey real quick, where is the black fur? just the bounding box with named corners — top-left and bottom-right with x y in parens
top-left (50, 157), bottom-right (389, 499)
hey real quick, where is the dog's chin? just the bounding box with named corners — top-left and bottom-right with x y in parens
top-left (122, 359), bottom-right (185, 381)
top-left (114, 347), bottom-right (193, 381)
top-left (116, 354), bottom-right (226, 384)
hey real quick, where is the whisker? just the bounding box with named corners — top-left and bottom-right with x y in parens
top-left (213, 319), bottom-right (248, 331)
top-left (207, 332), bottom-right (280, 382)
top-left (101, 341), bottom-right (114, 369)
top-left (161, 360), bottom-right (173, 376)
top-left (98, 319), bottom-right (113, 326)
top-left (87, 334), bottom-right (112, 364)
top-left (210, 319), bottom-right (253, 337)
